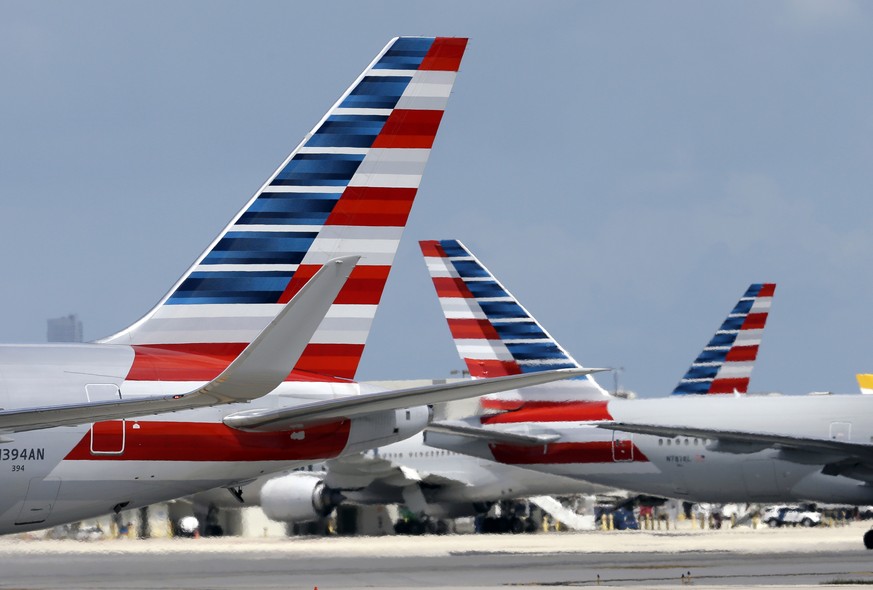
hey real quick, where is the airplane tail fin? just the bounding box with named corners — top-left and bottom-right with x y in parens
top-left (101, 37), bottom-right (467, 381)
top-left (421, 239), bottom-right (609, 409)
top-left (856, 374), bottom-right (873, 395)
top-left (671, 283), bottom-right (775, 395)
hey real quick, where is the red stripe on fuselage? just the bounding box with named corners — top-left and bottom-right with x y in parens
top-left (420, 37), bottom-right (468, 71)
top-left (481, 401), bottom-right (613, 424)
top-left (489, 441), bottom-right (649, 465)
top-left (64, 420), bottom-right (351, 462)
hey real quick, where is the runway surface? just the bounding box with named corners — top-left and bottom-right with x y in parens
top-left (2, 523), bottom-right (873, 589)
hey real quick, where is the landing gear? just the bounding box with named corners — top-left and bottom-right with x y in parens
top-left (509, 517), bottom-right (526, 534)
top-left (863, 529), bottom-right (873, 550)
top-left (475, 500), bottom-right (540, 534)
top-left (477, 515), bottom-right (533, 533)
top-left (426, 518), bottom-right (450, 535)
top-left (394, 518), bottom-right (425, 535)
top-left (394, 515), bottom-right (448, 535)
top-left (227, 486), bottom-right (245, 504)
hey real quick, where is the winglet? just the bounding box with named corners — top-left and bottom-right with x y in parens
top-left (0, 257), bottom-right (358, 433)
top-left (194, 256), bottom-right (360, 404)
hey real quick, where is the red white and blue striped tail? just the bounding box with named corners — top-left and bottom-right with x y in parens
top-left (421, 239), bottom-right (609, 410)
top-left (671, 283), bottom-right (776, 395)
top-left (101, 37), bottom-right (468, 381)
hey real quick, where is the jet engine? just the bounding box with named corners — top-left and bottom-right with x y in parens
top-left (260, 473), bottom-right (345, 523)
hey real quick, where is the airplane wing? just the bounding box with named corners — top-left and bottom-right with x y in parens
top-left (222, 368), bottom-right (604, 432)
top-left (0, 257), bottom-right (359, 433)
top-left (425, 420), bottom-right (561, 446)
top-left (600, 422), bottom-right (873, 478)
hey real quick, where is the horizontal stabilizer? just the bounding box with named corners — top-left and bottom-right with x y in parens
top-left (426, 421), bottom-right (560, 446)
top-left (0, 257), bottom-right (357, 433)
top-left (223, 368), bottom-right (604, 432)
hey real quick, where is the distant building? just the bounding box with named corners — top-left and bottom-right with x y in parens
top-left (47, 314), bottom-right (83, 343)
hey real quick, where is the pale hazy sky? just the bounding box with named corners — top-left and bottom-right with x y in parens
top-left (2, 1), bottom-right (873, 397)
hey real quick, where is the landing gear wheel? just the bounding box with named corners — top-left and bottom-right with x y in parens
top-left (863, 530), bottom-right (873, 550)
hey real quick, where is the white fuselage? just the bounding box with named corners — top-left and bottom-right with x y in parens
top-left (0, 344), bottom-right (427, 534)
top-left (193, 431), bottom-right (606, 521)
top-left (426, 395), bottom-right (873, 505)
top-left (362, 432), bottom-right (604, 510)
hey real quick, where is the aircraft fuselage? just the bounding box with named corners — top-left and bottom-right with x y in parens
top-left (427, 394), bottom-right (873, 505)
top-left (0, 344), bottom-right (427, 533)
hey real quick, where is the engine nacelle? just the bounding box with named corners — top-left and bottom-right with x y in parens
top-left (344, 404), bottom-right (431, 454)
top-left (260, 473), bottom-right (344, 523)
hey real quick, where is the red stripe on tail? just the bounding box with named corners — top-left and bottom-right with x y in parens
top-left (708, 377), bottom-right (750, 394)
top-left (741, 313), bottom-right (768, 330)
top-left (127, 344), bottom-right (243, 382)
top-left (464, 359), bottom-right (522, 378)
top-left (292, 343), bottom-right (366, 380)
top-left (757, 284), bottom-right (776, 297)
top-left (420, 240), bottom-right (449, 258)
top-left (420, 38), bottom-right (468, 72)
top-left (724, 345), bottom-right (759, 362)
top-left (126, 344), bottom-right (350, 383)
top-left (371, 110), bottom-right (444, 149)
top-left (279, 265), bottom-right (391, 305)
top-left (448, 318), bottom-right (500, 340)
top-left (324, 187), bottom-right (417, 227)
top-left (433, 277), bottom-right (475, 298)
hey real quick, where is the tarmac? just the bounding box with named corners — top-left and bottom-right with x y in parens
top-left (1, 521), bottom-right (872, 589)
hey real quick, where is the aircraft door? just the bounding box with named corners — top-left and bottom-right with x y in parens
top-left (90, 420), bottom-right (126, 455)
top-left (85, 383), bottom-right (122, 402)
top-left (15, 477), bottom-right (61, 525)
top-left (85, 384), bottom-right (125, 455)
top-left (830, 422), bottom-right (851, 441)
top-left (612, 432), bottom-right (634, 462)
